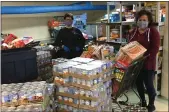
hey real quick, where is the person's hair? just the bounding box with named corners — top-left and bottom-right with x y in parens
top-left (64, 13), bottom-right (74, 20)
top-left (135, 9), bottom-right (153, 27)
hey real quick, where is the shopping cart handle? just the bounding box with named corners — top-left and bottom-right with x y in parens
top-left (129, 55), bottom-right (150, 66)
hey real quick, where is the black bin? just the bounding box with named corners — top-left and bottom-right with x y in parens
top-left (2, 48), bottom-right (38, 84)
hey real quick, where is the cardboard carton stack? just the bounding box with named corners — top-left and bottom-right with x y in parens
top-left (53, 57), bottom-right (114, 112)
top-left (35, 46), bottom-right (53, 83)
top-left (1, 81), bottom-right (55, 112)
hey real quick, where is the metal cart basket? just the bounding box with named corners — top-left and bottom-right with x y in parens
top-left (112, 55), bottom-right (149, 111)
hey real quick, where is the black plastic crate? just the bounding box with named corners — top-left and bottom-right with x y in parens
top-left (2, 49), bottom-right (38, 84)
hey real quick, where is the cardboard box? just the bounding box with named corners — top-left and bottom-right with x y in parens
top-left (115, 41), bottom-right (147, 66)
top-left (121, 41), bottom-right (147, 60)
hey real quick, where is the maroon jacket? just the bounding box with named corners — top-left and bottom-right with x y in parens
top-left (128, 27), bottom-right (160, 71)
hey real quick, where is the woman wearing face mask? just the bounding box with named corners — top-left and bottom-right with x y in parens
top-left (53, 13), bottom-right (85, 59)
top-left (128, 10), bottom-right (160, 112)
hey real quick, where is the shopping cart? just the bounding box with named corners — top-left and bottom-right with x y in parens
top-left (112, 55), bottom-right (149, 111)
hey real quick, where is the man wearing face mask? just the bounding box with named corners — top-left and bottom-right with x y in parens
top-left (128, 10), bottom-right (160, 112)
top-left (53, 13), bottom-right (85, 59)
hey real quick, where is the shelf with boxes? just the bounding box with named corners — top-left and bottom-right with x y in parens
top-left (144, 1), bottom-right (166, 96)
top-left (88, 2), bottom-right (158, 45)
top-left (87, 1), bottom-right (166, 96)
top-left (89, 1), bottom-right (162, 45)
top-left (102, 2), bottom-right (141, 43)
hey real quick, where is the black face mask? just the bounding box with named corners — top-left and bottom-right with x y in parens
top-left (64, 21), bottom-right (73, 26)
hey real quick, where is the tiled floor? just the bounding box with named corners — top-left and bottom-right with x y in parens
top-left (116, 90), bottom-right (168, 111)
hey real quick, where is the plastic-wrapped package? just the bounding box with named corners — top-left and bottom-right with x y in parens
top-left (52, 58), bottom-right (69, 65)
top-left (88, 60), bottom-right (108, 71)
top-left (1, 91), bottom-right (10, 106)
top-left (53, 61), bottom-right (80, 74)
top-left (3, 34), bottom-right (17, 44)
top-left (22, 37), bottom-right (34, 45)
top-left (36, 50), bottom-right (53, 82)
top-left (71, 57), bottom-right (94, 63)
top-left (101, 45), bottom-right (115, 60)
top-left (54, 58), bottom-right (113, 112)
top-left (9, 91), bottom-right (18, 106)
top-left (11, 39), bottom-right (25, 48)
top-left (1, 81), bottom-right (54, 111)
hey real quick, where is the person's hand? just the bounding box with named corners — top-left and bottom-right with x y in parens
top-left (54, 46), bottom-right (60, 52)
top-left (48, 45), bottom-right (60, 52)
top-left (48, 45), bottom-right (54, 49)
top-left (75, 47), bottom-right (80, 52)
top-left (63, 46), bottom-right (70, 52)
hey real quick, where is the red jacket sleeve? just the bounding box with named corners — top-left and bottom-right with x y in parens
top-left (149, 27), bottom-right (160, 59)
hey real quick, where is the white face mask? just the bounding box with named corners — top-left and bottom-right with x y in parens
top-left (137, 21), bottom-right (149, 29)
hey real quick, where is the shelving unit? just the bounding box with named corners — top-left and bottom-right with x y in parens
top-left (105, 2), bottom-right (166, 96)
top-left (87, 1), bottom-right (166, 96)
top-left (142, 2), bottom-right (166, 96)
top-left (87, 2), bottom-right (161, 44)
top-left (87, 2), bottom-right (142, 44)
top-left (106, 2), bottom-right (141, 43)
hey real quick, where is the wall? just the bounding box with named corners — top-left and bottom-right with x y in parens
top-left (1, 1), bottom-right (74, 40)
top-left (2, 16), bottom-right (52, 41)
top-left (161, 2), bottom-right (168, 99)
top-left (1, 1), bottom-right (106, 40)
top-left (2, 11), bottom-right (106, 41)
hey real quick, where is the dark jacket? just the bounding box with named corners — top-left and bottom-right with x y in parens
top-left (128, 27), bottom-right (160, 71)
top-left (53, 27), bottom-right (85, 59)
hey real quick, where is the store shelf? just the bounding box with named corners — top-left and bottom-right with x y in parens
top-left (157, 70), bottom-right (162, 74)
top-left (121, 2), bottom-right (141, 6)
top-left (159, 22), bottom-right (165, 26)
top-left (145, 8), bottom-right (157, 11)
top-left (108, 1), bottom-right (141, 6)
top-left (103, 2), bottom-right (164, 98)
top-left (159, 46), bottom-right (163, 50)
top-left (99, 21), bottom-right (158, 26)
top-left (107, 40), bottom-right (127, 44)
top-left (96, 40), bottom-right (127, 46)
top-left (160, 35), bottom-right (164, 39)
top-left (157, 91), bottom-right (161, 96)
top-left (122, 21), bottom-right (135, 25)
top-left (87, 22), bottom-right (121, 25)
top-left (93, 21), bottom-right (136, 26)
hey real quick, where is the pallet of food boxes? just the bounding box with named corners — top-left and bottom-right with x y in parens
top-left (35, 46), bottom-right (53, 83)
top-left (1, 81), bottom-right (55, 112)
top-left (52, 57), bottom-right (114, 112)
